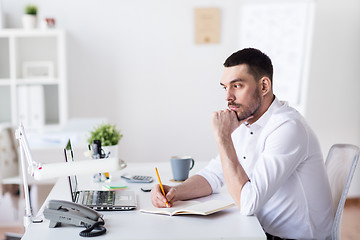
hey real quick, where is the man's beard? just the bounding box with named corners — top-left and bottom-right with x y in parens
top-left (228, 88), bottom-right (262, 121)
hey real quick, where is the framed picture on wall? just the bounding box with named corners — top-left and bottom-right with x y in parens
top-left (23, 61), bottom-right (54, 79)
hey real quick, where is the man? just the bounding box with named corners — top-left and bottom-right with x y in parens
top-left (151, 48), bottom-right (333, 239)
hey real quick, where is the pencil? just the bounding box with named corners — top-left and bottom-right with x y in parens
top-left (155, 167), bottom-right (169, 207)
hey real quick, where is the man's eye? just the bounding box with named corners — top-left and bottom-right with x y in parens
top-left (222, 86), bottom-right (227, 90)
top-left (234, 84), bottom-right (241, 88)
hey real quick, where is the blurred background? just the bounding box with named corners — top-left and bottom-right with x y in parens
top-left (1, 0), bottom-right (359, 163)
top-left (0, 0), bottom-right (359, 236)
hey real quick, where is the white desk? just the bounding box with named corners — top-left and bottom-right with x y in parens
top-left (21, 162), bottom-right (266, 240)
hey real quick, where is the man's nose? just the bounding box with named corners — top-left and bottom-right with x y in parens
top-left (225, 89), bottom-right (234, 102)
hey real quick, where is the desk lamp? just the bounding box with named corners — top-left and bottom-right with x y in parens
top-left (15, 123), bottom-right (125, 228)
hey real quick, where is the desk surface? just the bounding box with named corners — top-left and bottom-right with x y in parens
top-left (22, 161), bottom-right (266, 240)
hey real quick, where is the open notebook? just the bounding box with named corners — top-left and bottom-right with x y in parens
top-left (140, 200), bottom-right (235, 216)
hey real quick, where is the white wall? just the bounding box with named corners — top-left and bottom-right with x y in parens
top-left (306, 0), bottom-right (360, 196)
top-left (3, 0), bottom-right (240, 163)
top-left (306, 0), bottom-right (360, 154)
top-left (2, 0), bottom-right (360, 192)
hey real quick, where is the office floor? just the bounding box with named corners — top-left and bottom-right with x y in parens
top-left (0, 200), bottom-right (360, 240)
top-left (341, 199), bottom-right (360, 240)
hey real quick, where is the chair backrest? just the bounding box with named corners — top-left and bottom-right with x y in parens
top-left (0, 125), bottom-right (19, 181)
top-left (325, 144), bottom-right (360, 240)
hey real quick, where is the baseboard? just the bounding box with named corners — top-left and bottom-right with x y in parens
top-left (344, 197), bottom-right (360, 207)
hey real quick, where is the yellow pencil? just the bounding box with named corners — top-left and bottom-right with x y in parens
top-left (155, 167), bottom-right (169, 207)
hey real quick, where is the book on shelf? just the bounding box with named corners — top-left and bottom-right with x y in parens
top-left (17, 85), bottom-right (44, 128)
top-left (140, 199), bottom-right (235, 216)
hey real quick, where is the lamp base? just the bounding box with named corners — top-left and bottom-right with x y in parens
top-left (24, 215), bottom-right (43, 228)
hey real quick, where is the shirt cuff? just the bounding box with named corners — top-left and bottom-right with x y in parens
top-left (240, 180), bottom-right (256, 215)
top-left (196, 169), bottom-right (223, 193)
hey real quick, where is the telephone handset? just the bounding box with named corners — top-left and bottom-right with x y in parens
top-left (43, 199), bottom-right (106, 237)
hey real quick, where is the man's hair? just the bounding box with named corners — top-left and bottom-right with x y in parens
top-left (223, 48), bottom-right (273, 83)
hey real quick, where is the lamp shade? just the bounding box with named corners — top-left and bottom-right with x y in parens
top-left (33, 157), bottom-right (126, 180)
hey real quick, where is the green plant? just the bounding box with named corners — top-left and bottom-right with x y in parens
top-left (25, 5), bottom-right (37, 15)
top-left (88, 123), bottom-right (123, 146)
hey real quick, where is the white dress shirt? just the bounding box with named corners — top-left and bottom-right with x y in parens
top-left (197, 97), bottom-right (333, 239)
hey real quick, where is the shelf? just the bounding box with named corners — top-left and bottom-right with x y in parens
top-left (0, 29), bottom-right (67, 129)
top-left (0, 79), bottom-right (11, 85)
top-left (0, 29), bottom-right (64, 37)
top-left (0, 79), bottom-right (60, 86)
top-left (16, 78), bottom-right (60, 85)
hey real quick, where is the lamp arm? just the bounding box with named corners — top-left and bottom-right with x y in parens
top-left (15, 123), bottom-right (42, 228)
top-left (15, 124), bottom-right (40, 176)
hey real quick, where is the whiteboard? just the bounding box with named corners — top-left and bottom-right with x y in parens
top-left (238, 0), bottom-right (315, 114)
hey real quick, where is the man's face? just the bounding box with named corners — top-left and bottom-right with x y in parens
top-left (220, 64), bottom-right (262, 121)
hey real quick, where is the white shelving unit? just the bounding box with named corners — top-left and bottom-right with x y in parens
top-left (0, 29), bottom-right (67, 129)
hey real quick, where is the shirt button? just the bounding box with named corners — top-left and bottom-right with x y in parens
top-left (250, 132), bottom-right (254, 135)
top-left (243, 156), bottom-right (246, 159)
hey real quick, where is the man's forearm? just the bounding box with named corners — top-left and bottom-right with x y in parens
top-left (174, 175), bottom-right (212, 201)
top-left (217, 137), bottom-right (249, 207)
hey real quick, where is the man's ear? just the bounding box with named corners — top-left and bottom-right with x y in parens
top-left (260, 77), bottom-right (272, 96)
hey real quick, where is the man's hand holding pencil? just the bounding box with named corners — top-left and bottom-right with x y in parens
top-left (151, 168), bottom-right (176, 208)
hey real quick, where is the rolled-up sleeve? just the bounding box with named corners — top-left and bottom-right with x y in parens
top-left (196, 155), bottom-right (224, 193)
top-left (239, 119), bottom-right (308, 215)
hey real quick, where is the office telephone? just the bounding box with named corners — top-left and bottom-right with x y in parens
top-left (43, 199), bottom-right (106, 237)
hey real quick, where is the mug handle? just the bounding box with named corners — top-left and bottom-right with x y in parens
top-left (189, 158), bottom-right (195, 170)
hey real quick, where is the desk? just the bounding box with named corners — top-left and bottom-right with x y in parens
top-left (21, 162), bottom-right (266, 240)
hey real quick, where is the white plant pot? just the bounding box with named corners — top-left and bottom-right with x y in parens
top-left (102, 145), bottom-right (119, 158)
top-left (22, 14), bottom-right (37, 29)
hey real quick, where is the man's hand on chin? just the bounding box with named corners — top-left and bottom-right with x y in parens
top-left (211, 109), bottom-right (253, 141)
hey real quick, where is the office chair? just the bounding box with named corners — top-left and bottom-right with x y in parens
top-left (0, 125), bottom-right (19, 182)
top-left (325, 144), bottom-right (360, 240)
top-left (0, 125), bottom-right (20, 203)
top-left (0, 125), bottom-right (23, 240)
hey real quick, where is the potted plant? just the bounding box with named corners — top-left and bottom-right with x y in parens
top-left (87, 123), bottom-right (123, 158)
top-left (22, 5), bottom-right (38, 29)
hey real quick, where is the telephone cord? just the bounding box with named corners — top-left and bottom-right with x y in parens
top-left (79, 218), bottom-right (106, 237)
